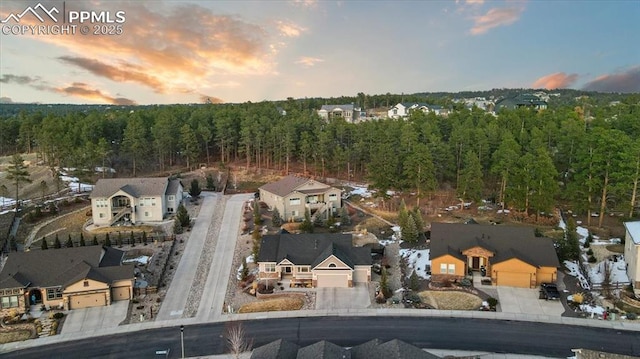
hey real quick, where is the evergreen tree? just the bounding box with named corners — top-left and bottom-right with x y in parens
top-left (189, 179), bottom-right (202, 197)
top-left (6, 154), bottom-right (32, 209)
top-left (142, 231), bottom-right (148, 245)
top-left (92, 235), bottom-right (99, 246)
top-left (79, 234), bottom-right (86, 246)
top-left (104, 233), bottom-right (112, 247)
top-left (253, 200), bottom-right (261, 225)
top-left (380, 267), bottom-right (391, 298)
top-left (457, 150), bottom-right (483, 202)
top-left (173, 220), bottom-right (184, 234)
top-left (176, 204), bottom-right (190, 228)
top-left (398, 199), bottom-right (409, 230)
top-left (54, 234), bottom-right (62, 248)
top-left (41, 237), bottom-right (48, 250)
top-left (180, 124), bottom-right (199, 170)
top-left (66, 234), bottom-right (73, 248)
top-left (300, 208), bottom-right (314, 233)
top-left (117, 231), bottom-right (123, 247)
top-left (271, 208), bottom-right (282, 227)
top-left (403, 143), bottom-right (437, 207)
top-left (340, 206), bottom-right (351, 226)
top-left (241, 256), bottom-right (249, 281)
top-left (122, 114), bottom-right (149, 177)
top-left (252, 229), bottom-right (261, 260)
top-left (409, 270), bottom-right (420, 291)
top-left (130, 231), bottom-right (136, 247)
top-left (402, 215), bottom-right (418, 243)
top-left (410, 207), bottom-right (424, 234)
top-left (206, 174), bottom-right (215, 190)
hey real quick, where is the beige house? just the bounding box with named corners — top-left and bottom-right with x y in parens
top-left (624, 221), bottom-right (640, 290)
top-left (90, 177), bottom-right (183, 226)
top-left (0, 246), bottom-right (134, 316)
top-left (257, 233), bottom-right (371, 288)
top-left (259, 176), bottom-right (342, 222)
top-left (430, 223), bottom-right (559, 288)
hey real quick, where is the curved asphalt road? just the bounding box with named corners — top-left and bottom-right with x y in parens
top-left (3, 316), bottom-right (639, 358)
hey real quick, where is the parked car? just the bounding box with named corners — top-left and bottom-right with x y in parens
top-left (539, 283), bottom-right (560, 300)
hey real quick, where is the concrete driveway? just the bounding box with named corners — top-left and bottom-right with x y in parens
top-left (316, 283), bottom-right (371, 310)
top-left (61, 300), bottom-right (129, 334)
top-left (496, 287), bottom-right (563, 316)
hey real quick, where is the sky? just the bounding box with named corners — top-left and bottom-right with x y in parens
top-left (0, 0), bottom-right (639, 105)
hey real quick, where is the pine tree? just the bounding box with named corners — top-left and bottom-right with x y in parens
top-left (130, 231), bottom-right (136, 247)
top-left (409, 270), bottom-right (420, 291)
top-left (54, 234), bottom-right (62, 248)
top-left (6, 154), bottom-right (32, 210)
top-left (411, 207), bottom-right (424, 235)
top-left (241, 256), bottom-right (249, 281)
top-left (92, 235), bottom-right (99, 246)
top-left (176, 204), bottom-right (190, 228)
top-left (300, 208), bottom-right (314, 233)
top-left (41, 237), bottom-right (48, 250)
top-left (79, 232), bottom-right (85, 246)
top-left (189, 178), bottom-right (202, 197)
top-left (117, 231), bottom-right (123, 247)
top-left (271, 208), bottom-right (282, 227)
top-left (66, 234), bottom-right (73, 248)
top-left (252, 229), bottom-right (261, 260)
top-left (402, 215), bottom-right (418, 244)
top-left (142, 231), bottom-right (148, 245)
top-left (253, 200), bottom-right (261, 225)
top-left (398, 199), bottom-right (409, 230)
top-left (340, 206), bottom-right (351, 226)
top-left (104, 233), bottom-right (112, 247)
top-left (380, 267), bottom-right (390, 298)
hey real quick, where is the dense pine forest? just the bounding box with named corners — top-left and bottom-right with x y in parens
top-left (1, 90), bottom-right (639, 224)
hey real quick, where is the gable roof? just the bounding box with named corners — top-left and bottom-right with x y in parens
top-left (320, 104), bottom-right (354, 112)
top-left (0, 246), bottom-right (133, 290)
top-left (258, 233), bottom-right (371, 268)
top-left (430, 223), bottom-right (559, 268)
top-left (250, 339), bottom-right (300, 359)
top-left (624, 221), bottom-right (640, 245)
top-left (296, 340), bottom-right (349, 359)
top-left (90, 177), bottom-right (172, 199)
top-left (259, 176), bottom-right (316, 197)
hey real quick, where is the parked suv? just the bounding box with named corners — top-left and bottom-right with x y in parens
top-left (539, 283), bottom-right (560, 300)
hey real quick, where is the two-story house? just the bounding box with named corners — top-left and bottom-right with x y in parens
top-left (90, 177), bottom-right (183, 226)
top-left (387, 102), bottom-right (447, 119)
top-left (259, 176), bottom-right (342, 222)
top-left (624, 221), bottom-right (640, 291)
top-left (317, 104), bottom-right (362, 123)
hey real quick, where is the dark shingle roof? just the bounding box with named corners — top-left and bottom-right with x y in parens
top-left (374, 339), bottom-right (439, 359)
top-left (349, 338), bottom-right (382, 358)
top-left (430, 223), bottom-right (559, 268)
top-left (165, 179), bottom-right (182, 196)
top-left (297, 340), bottom-right (349, 359)
top-left (0, 246), bottom-right (133, 290)
top-left (251, 339), bottom-right (300, 359)
top-left (258, 233), bottom-right (371, 268)
top-left (259, 176), bottom-right (315, 197)
top-left (90, 177), bottom-right (170, 198)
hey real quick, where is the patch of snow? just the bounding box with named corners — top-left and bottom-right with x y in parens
top-left (576, 226), bottom-right (589, 241)
top-left (349, 186), bottom-right (372, 198)
top-left (246, 254), bottom-right (254, 263)
top-left (587, 258), bottom-right (629, 285)
top-left (123, 256), bottom-right (150, 265)
top-left (386, 190), bottom-right (396, 196)
top-left (564, 260), bottom-right (590, 290)
top-left (400, 248), bottom-right (431, 279)
top-left (579, 304), bottom-right (605, 315)
top-left (558, 215), bottom-right (566, 230)
top-left (497, 209), bottom-right (510, 214)
top-left (379, 239), bottom-right (395, 246)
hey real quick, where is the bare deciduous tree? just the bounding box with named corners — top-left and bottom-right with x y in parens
top-left (225, 321), bottom-right (252, 359)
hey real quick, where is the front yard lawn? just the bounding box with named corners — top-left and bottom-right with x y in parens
top-left (238, 297), bottom-right (304, 313)
top-left (418, 291), bottom-right (482, 310)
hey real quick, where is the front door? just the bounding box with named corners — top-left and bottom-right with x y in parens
top-left (472, 257), bottom-right (480, 270)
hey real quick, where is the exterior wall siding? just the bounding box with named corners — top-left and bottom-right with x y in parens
top-left (624, 227), bottom-right (640, 289)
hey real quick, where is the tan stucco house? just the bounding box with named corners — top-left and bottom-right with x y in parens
top-left (0, 246), bottom-right (134, 316)
top-left (624, 221), bottom-right (640, 290)
top-left (430, 223), bottom-right (559, 288)
top-left (259, 176), bottom-right (342, 222)
top-left (90, 177), bottom-right (183, 226)
top-left (257, 233), bottom-right (371, 288)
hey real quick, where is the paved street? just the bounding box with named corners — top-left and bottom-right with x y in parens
top-left (156, 193), bottom-right (219, 320)
top-left (197, 194), bottom-right (251, 320)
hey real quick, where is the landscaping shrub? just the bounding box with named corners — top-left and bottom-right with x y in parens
top-left (52, 312), bottom-right (64, 319)
top-left (588, 255), bottom-right (597, 263)
top-left (626, 313), bottom-right (637, 320)
top-left (586, 248), bottom-right (593, 256)
top-left (487, 297), bottom-right (498, 309)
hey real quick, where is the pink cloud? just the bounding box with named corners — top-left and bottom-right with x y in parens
top-left (295, 57), bottom-right (324, 68)
top-left (582, 66), bottom-right (640, 93)
top-left (532, 72), bottom-right (578, 89)
top-left (470, 4), bottom-right (525, 35)
top-left (276, 20), bottom-right (307, 37)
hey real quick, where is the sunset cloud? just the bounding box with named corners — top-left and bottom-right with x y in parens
top-left (55, 82), bottom-right (136, 105)
top-left (582, 66), bottom-right (640, 93)
top-left (0, 74), bottom-right (35, 85)
top-left (276, 20), bottom-right (307, 38)
top-left (470, 4), bottom-right (525, 35)
top-left (532, 72), bottom-right (578, 89)
top-left (58, 56), bottom-right (166, 93)
top-left (295, 57), bottom-right (324, 67)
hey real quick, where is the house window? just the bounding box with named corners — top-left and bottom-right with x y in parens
top-left (448, 264), bottom-right (455, 274)
top-left (291, 210), bottom-right (298, 217)
top-left (168, 207), bottom-right (174, 213)
top-left (328, 263), bottom-right (337, 268)
top-left (145, 211), bottom-right (149, 217)
top-left (1, 296), bottom-right (19, 308)
top-left (168, 195), bottom-right (175, 201)
top-left (83, 281), bottom-right (89, 287)
top-left (289, 198), bottom-right (301, 205)
top-left (99, 213), bottom-right (105, 218)
top-left (329, 194), bottom-right (337, 201)
top-left (440, 263), bottom-right (447, 274)
top-left (265, 263), bottom-right (276, 272)
top-left (298, 267), bottom-right (309, 273)
top-left (140, 202), bottom-right (144, 207)
top-left (46, 288), bottom-right (63, 300)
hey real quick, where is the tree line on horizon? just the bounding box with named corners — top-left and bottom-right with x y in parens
top-left (0, 92), bottom-right (638, 226)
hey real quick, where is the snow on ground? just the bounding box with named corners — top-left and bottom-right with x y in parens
top-left (379, 239), bottom-right (395, 246)
top-left (587, 257), bottom-right (630, 285)
top-left (579, 303), bottom-right (606, 316)
top-left (564, 260), bottom-right (590, 290)
top-left (349, 186), bottom-right (372, 198)
top-left (390, 226), bottom-right (401, 241)
top-left (0, 196), bottom-right (16, 209)
top-left (123, 256), bottom-right (150, 265)
top-left (400, 248), bottom-right (430, 279)
top-left (558, 215), bottom-right (566, 230)
top-left (59, 171), bottom-right (94, 193)
top-left (576, 226), bottom-right (589, 242)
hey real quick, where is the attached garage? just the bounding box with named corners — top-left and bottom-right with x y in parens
top-left (111, 286), bottom-right (131, 301)
top-left (353, 268), bottom-right (369, 283)
top-left (496, 272), bottom-right (532, 288)
top-left (316, 274), bottom-right (349, 288)
top-left (69, 293), bottom-right (107, 309)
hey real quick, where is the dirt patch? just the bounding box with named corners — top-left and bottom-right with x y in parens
top-left (237, 297), bottom-right (304, 313)
top-left (417, 291), bottom-right (482, 310)
top-left (0, 327), bottom-right (33, 344)
top-left (33, 206), bottom-right (90, 243)
top-left (606, 244), bottom-right (624, 253)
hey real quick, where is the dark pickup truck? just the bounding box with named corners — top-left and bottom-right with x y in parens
top-left (539, 283), bottom-right (561, 300)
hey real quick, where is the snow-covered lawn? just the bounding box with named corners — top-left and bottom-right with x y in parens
top-left (123, 255), bottom-right (150, 265)
top-left (400, 248), bottom-right (430, 279)
top-left (349, 186), bottom-right (372, 198)
top-left (587, 257), bottom-right (629, 285)
top-left (564, 260), bottom-right (590, 290)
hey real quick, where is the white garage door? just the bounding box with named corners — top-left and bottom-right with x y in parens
top-left (353, 268), bottom-right (369, 283)
top-left (317, 274), bottom-right (349, 288)
top-left (70, 293), bottom-right (107, 309)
